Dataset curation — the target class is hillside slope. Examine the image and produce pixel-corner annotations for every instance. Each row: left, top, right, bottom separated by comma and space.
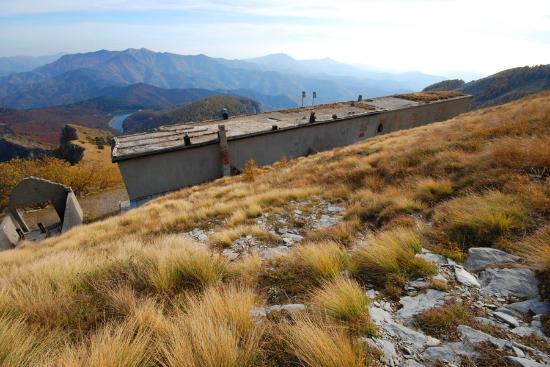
423, 65, 550, 109
0, 93, 548, 366
123, 95, 262, 133
458, 65, 550, 108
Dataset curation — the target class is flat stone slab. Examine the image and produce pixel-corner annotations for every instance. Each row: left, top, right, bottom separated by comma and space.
507, 357, 547, 367
508, 298, 550, 316
382, 322, 440, 349
493, 311, 520, 327
454, 266, 481, 287
370, 306, 394, 325
464, 247, 520, 271
510, 326, 545, 338
423, 342, 474, 365
397, 289, 449, 321
457, 325, 507, 348
479, 268, 539, 299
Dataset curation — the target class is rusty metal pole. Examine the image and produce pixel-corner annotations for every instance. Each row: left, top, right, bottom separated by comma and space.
218, 125, 231, 177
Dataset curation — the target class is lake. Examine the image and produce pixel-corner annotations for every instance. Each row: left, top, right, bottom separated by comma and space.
109, 113, 131, 133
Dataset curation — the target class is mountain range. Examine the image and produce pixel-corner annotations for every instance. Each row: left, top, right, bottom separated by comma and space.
0, 48, 444, 109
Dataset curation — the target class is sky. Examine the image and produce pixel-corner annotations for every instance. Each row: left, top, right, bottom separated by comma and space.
0, 0, 549, 78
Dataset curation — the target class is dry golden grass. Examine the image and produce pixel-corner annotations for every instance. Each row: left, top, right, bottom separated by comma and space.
281, 316, 371, 367
303, 218, 361, 247
351, 227, 437, 292
519, 226, 550, 299
394, 91, 464, 101
259, 241, 349, 303
415, 177, 454, 204
209, 224, 279, 247
311, 276, 376, 335
0, 93, 548, 364
432, 191, 530, 249
161, 286, 263, 367
57, 322, 153, 367
414, 301, 472, 341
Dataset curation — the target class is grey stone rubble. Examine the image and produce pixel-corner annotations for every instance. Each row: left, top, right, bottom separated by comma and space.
362, 248, 549, 366
189, 200, 548, 366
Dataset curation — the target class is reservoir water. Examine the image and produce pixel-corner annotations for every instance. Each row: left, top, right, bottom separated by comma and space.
109, 113, 131, 134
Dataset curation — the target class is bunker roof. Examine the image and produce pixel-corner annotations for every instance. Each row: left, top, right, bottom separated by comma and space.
112, 93, 467, 162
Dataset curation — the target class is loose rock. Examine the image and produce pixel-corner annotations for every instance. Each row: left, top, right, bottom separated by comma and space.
397, 289, 448, 321
493, 311, 520, 327
454, 266, 481, 287
479, 268, 539, 299
457, 325, 507, 348
507, 356, 547, 367
464, 247, 520, 272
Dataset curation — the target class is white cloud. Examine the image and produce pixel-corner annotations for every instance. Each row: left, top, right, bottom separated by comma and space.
0, 0, 548, 75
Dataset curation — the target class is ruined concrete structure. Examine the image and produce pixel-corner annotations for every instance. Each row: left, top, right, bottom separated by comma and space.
113, 94, 472, 206
0, 177, 84, 250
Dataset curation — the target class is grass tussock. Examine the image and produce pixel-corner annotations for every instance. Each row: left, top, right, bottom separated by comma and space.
161, 286, 263, 367
143, 236, 228, 291
303, 218, 361, 247
57, 322, 153, 367
414, 301, 471, 340
259, 241, 348, 303
0, 315, 59, 366
432, 191, 530, 249
345, 188, 426, 227
351, 227, 436, 296
519, 226, 550, 299
281, 316, 372, 367
415, 177, 454, 203
311, 276, 376, 335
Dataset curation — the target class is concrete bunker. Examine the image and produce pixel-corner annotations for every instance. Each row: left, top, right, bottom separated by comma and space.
113, 93, 473, 206
0, 177, 83, 250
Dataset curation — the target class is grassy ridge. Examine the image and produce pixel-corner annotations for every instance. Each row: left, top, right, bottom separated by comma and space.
0, 92, 548, 365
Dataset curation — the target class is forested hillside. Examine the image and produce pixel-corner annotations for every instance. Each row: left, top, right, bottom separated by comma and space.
123, 96, 262, 133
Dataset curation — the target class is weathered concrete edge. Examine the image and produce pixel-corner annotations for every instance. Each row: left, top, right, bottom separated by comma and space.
112, 95, 473, 163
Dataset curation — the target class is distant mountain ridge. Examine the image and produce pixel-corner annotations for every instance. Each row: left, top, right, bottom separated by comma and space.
0, 48, 437, 109
0, 54, 63, 77
244, 53, 445, 90
422, 65, 550, 109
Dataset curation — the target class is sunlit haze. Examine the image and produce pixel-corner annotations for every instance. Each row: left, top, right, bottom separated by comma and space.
1, 0, 549, 77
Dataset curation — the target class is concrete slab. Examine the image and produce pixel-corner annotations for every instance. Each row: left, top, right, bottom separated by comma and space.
0, 215, 18, 250
61, 192, 84, 233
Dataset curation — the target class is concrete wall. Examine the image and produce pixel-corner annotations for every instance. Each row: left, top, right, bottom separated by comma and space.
0, 216, 18, 250
61, 192, 84, 233
119, 96, 471, 203
118, 143, 221, 201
